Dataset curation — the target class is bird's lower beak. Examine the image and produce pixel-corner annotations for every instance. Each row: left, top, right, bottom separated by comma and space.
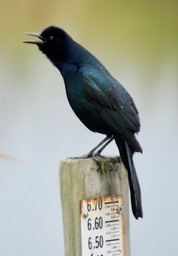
23, 32, 45, 45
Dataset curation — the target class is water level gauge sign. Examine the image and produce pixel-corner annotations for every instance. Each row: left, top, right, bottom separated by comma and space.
80, 195, 124, 256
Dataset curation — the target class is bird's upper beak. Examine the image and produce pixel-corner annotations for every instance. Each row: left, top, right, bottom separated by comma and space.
23, 32, 46, 45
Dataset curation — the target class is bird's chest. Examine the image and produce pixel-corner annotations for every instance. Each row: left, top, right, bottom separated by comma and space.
64, 74, 105, 133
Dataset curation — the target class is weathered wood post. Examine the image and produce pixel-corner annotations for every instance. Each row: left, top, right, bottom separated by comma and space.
60, 156, 130, 256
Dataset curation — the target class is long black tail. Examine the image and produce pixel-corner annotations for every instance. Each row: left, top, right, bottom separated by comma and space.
115, 136, 143, 219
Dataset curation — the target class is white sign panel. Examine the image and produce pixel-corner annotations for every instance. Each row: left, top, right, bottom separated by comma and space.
80, 195, 124, 256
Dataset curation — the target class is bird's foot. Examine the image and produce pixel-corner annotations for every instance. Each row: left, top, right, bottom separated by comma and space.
67, 151, 94, 160
67, 151, 105, 161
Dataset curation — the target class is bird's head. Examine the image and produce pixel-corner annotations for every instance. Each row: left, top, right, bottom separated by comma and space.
24, 26, 71, 61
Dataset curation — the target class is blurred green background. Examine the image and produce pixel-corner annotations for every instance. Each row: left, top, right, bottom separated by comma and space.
0, 1, 178, 256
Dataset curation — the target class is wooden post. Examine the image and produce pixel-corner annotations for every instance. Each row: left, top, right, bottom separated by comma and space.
60, 156, 130, 256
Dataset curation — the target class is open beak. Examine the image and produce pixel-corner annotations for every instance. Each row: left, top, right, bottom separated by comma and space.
23, 32, 45, 45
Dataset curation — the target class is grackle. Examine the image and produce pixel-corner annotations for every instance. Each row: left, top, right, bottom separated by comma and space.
24, 26, 143, 219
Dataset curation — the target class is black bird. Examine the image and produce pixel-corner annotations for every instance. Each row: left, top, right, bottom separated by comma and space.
24, 26, 143, 219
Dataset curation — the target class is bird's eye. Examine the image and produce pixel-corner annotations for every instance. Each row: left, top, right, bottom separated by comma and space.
49, 35, 54, 41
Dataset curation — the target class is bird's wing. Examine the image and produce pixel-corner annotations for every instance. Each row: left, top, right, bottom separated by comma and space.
80, 65, 141, 135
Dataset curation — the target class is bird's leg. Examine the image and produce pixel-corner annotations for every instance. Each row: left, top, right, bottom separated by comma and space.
68, 136, 113, 159
93, 135, 114, 156
83, 135, 112, 158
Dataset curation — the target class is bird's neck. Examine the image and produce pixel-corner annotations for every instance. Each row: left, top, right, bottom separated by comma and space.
52, 59, 78, 79
52, 46, 85, 78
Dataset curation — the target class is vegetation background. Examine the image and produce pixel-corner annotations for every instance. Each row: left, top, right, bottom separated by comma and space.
0, 1, 177, 255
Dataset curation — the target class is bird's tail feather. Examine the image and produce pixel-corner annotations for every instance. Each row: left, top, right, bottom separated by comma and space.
115, 136, 143, 219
